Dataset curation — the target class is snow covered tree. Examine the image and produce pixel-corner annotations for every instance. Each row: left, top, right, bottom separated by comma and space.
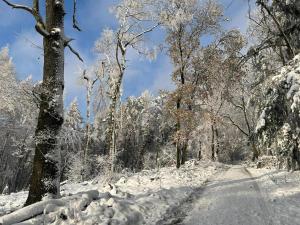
0, 46, 18, 114
95, 0, 160, 172
249, 0, 300, 64
60, 98, 83, 181
256, 54, 300, 170
0, 46, 38, 193
1, 0, 83, 205
163, 0, 223, 168
78, 69, 99, 179
247, 0, 300, 166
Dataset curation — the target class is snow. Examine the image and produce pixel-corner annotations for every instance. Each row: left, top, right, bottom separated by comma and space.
183, 166, 274, 225
0, 160, 224, 225
176, 166, 300, 225
50, 28, 61, 35
0, 191, 27, 217
248, 168, 300, 225
272, 54, 300, 113
255, 108, 266, 132
2, 161, 300, 225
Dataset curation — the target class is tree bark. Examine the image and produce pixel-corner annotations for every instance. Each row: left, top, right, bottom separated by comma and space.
82, 79, 92, 180
25, 0, 65, 206
181, 142, 188, 165
198, 141, 202, 160
215, 125, 219, 161
176, 98, 181, 169
107, 70, 124, 172
211, 123, 215, 161
176, 142, 181, 169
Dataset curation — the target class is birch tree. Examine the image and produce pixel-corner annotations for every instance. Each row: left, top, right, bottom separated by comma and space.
1, 0, 83, 205
78, 69, 99, 179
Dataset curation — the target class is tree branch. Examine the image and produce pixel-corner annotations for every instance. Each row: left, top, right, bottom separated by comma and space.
66, 44, 83, 62
125, 23, 160, 47
2, 0, 48, 37
1, 0, 32, 13
223, 115, 249, 137
256, 0, 295, 57
73, 0, 81, 31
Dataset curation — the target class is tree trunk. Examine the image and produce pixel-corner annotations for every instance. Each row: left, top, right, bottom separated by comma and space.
249, 133, 259, 161
107, 70, 124, 172
214, 125, 219, 161
176, 98, 181, 169
176, 142, 181, 169
198, 141, 202, 160
181, 142, 188, 165
82, 82, 92, 180
211, 123, 215, 161
25, 0, 65, 206
251, 141, 259, 161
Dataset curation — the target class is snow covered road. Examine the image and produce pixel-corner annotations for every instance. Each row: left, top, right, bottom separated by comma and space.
181, 166, 274, 225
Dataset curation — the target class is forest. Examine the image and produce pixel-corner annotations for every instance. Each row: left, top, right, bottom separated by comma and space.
0, 0, 300, 224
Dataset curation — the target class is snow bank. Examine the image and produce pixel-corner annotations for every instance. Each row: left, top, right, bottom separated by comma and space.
0, 199, 65, 225
0, 160, 224, 225
256, 156, 280, 169
0, 191, 27, 217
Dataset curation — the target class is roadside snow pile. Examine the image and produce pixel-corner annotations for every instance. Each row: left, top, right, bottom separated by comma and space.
256, 156, 279, 169
248, 168, 300, 225
0, 160, 225, 225
0, 191, 27, 217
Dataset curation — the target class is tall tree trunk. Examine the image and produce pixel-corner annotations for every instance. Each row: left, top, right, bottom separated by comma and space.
25, 0, 65, 206
176, 143, 181, 169
176, 59, 186, 168
107, 42, 126, 172
214, 125, 219, 161
176, 98, 181, 169
251, 140, 259, 161
211, 123, 215, 161
198, 141, 202, 160
181, 142, 188, 165
82, 81, 92, 180
108, 70, 124, 172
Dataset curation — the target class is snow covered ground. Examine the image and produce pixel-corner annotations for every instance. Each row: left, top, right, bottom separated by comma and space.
0, 160, 225, 225
1, 161, 300, 225
248, 167, 300, 225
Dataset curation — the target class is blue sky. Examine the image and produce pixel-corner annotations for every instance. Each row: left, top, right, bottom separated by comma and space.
0, 0, 252, 115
